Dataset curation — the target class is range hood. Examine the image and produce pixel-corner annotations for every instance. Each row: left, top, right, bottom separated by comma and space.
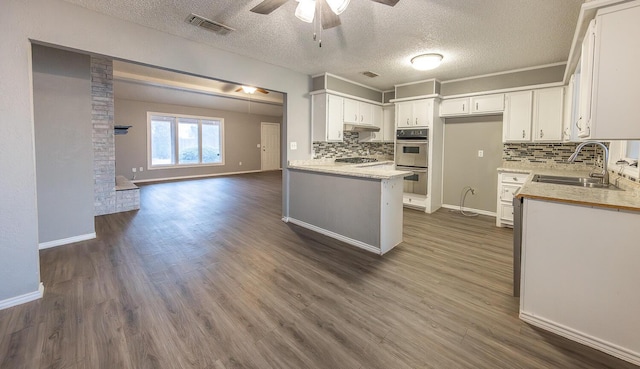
343, 123, 380, 132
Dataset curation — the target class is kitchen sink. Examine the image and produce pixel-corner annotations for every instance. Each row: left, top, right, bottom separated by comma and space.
531, 174, 623, 190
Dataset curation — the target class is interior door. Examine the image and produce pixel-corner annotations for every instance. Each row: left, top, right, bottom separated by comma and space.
261, 122, 281, 171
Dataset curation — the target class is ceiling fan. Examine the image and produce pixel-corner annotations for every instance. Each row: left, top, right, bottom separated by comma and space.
250, 0, 400, 30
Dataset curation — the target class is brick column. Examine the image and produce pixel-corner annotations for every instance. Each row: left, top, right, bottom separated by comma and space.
91, 56, 116, 216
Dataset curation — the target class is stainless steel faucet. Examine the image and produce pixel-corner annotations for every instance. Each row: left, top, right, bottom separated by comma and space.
568, 141, 609, 185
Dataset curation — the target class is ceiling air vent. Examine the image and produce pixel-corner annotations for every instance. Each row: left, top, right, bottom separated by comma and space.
186, 13, 235, 35
361, 71, 379, 78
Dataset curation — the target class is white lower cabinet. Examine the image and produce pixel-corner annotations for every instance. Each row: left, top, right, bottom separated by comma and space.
496, 171, 529, 227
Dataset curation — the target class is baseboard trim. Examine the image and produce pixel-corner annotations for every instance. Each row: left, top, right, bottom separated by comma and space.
285, 217, 382, 255
132, 169, 274, 184
39, 232, 96, 250
0, 282, 44, 310
520, 312, 640, 366
441, 204, 496, 217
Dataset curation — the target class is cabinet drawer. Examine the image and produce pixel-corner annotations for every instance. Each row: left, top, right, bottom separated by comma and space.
500, 184, 521, 201
500, 204, 515, 221
501, 172, 528, 184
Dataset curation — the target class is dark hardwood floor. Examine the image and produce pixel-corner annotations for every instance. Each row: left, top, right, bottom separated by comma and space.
0, 171, 636, 369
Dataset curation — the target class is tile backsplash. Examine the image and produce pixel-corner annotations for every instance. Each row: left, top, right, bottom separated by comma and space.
313, 132, 394, 159
503, 143, 606, 166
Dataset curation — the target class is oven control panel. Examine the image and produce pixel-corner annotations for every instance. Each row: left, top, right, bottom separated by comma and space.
396, 129, 428, 139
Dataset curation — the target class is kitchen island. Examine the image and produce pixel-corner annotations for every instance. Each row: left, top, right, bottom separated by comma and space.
287, 160, 410, 255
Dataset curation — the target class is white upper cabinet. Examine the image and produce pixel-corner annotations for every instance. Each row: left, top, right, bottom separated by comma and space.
439, 94, 504, 117
504, 91, 533, 142
504, 88, 564, 143
577, 19, 596, 139
440, 98, 470, 116
471, 94, 505, 114
358, 105, 384, 143
586, 2, 640, 139
312, 93, 344, 142
532, 87, 564, 142
397, 99, 433, 128
382, 106, 395, 142
344, 98, 373, 125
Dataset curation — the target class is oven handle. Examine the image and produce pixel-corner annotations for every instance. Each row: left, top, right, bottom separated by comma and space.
396, 166, 428, 173
396, 139, 429, 144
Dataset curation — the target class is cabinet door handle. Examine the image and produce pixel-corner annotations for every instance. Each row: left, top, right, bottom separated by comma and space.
576, 117, 582, 130
415, 118, 418, 125
540, 129, 544, 138
476, 102, 479, 110
522, 130, 525, 138
406, 118, 410, 125
360, 115, 363, 122
462, 103, 465, 112
513, 177, 518, 181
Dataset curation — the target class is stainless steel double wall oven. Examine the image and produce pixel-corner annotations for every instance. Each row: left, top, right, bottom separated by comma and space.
395, 129, 429, 196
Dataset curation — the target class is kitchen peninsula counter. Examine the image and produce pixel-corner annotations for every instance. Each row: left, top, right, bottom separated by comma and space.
286, 160, 410, 255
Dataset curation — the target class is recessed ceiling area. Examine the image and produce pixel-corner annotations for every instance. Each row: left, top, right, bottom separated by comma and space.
65, 0, 584, 90
113, 60, 284, 117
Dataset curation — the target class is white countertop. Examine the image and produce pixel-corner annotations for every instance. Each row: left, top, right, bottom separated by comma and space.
499, 165, 640, 212
288, 160, 412, 180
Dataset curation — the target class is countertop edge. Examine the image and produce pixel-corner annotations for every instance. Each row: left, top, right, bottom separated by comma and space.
288, 164, 411, 180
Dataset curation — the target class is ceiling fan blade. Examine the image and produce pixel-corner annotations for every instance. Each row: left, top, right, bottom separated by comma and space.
256, 88, 269, 94
318, 0, 341, 30
250, 0, 289, 15
234, 87, 242, 92
369, 0, 399, 6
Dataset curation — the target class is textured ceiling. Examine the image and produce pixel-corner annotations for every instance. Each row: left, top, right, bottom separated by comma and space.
66, 0, 584, 90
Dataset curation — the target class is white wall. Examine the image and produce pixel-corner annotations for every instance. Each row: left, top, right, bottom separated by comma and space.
0, 0, 311, 303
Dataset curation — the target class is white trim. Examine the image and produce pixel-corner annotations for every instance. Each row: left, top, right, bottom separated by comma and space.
441, 62, 567, 84
0, 283, 44, 310
394, 78, 441, 88
285, 217, 382, 255
382, 89, 394, 93
131, 169, 267, 184
39, 232, 96, 250
440, 82, 565, 100
390, 94, 441, 103
520, 311, 640, 366
309, 89, 384, 105
441, 204, 496, 217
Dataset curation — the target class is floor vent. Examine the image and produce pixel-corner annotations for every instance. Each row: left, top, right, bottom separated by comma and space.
186, 14, 235, 35
361, 71, 379, 78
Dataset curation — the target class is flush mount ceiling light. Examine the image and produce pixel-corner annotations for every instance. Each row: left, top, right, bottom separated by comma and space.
411, 53, 444, 71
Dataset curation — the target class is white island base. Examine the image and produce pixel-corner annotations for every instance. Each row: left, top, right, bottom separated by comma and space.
286, 168, 405, 255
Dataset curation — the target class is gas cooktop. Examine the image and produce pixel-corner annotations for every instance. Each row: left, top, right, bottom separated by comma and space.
334, 157, 379, 164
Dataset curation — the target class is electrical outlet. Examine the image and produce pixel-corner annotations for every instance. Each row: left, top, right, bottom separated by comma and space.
478, 150, 484, 158
132, 168, 136, 173
239, 161, 242, 166
256, 144, 261, 148
290, 142, 297, 150
139, 167, 144, 172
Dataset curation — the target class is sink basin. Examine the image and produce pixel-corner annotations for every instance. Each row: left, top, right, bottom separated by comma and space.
532, 174, 622, 190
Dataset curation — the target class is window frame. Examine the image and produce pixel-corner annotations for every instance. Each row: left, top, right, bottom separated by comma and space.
147, 112, 225, 170
608, 140, 640, 180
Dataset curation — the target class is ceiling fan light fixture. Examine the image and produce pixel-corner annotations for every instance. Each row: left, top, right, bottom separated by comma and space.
326, 0, 350, 15
411, 53, 444, 71
295, 0, 316, 23
241, 86, 258, 94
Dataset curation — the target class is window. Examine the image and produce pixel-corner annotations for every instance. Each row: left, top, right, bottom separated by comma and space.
148, 113, 223, 168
